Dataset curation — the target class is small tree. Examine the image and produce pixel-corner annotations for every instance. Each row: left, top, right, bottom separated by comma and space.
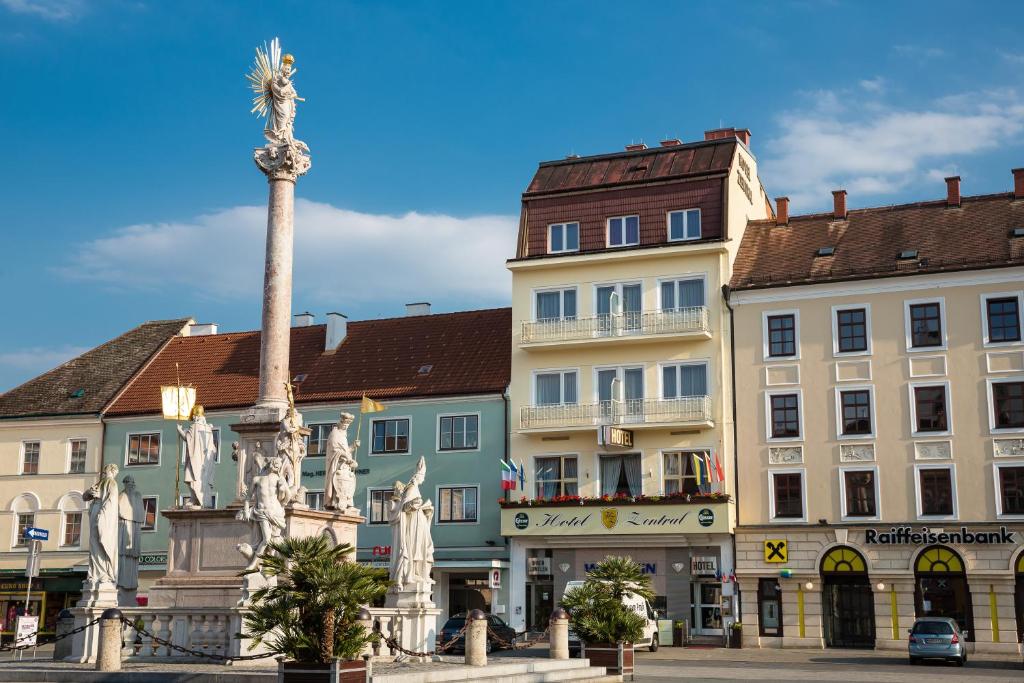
240, 535, 390, 663
559, 555, 655, 645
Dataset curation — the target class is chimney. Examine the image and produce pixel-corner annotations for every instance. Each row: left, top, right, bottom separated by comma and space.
1013, 168, 1024, 199
293, 312, 314, 327
405, 302, 431, 317
625, 143, 647, 151
832, 190, 848, 220
704, 127, 751, 146
945, 176, 961, 207
187, 323, 218, 336
776, 197, 790, 226
325, 312, 347, 352
660, 138, 682, 147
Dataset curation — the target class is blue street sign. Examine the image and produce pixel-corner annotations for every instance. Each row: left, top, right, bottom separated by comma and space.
23, 528, 48, 541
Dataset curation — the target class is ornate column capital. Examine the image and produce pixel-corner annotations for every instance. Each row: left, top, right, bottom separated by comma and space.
254, 138, 312, 182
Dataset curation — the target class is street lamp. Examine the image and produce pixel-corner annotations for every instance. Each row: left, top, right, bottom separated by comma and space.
161, 363, 196, 508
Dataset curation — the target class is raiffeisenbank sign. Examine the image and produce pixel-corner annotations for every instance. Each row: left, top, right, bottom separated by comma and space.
499, 502, 731, 536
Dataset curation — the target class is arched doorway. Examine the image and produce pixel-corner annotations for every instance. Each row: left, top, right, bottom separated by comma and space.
914, 545, 973, 639
1014, 552, 1024, 644
820, 546, 875, 648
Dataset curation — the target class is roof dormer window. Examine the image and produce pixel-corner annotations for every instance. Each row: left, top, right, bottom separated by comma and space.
816, 246, 835, 257
548, 222, 579, 254
608, 215, 640, 247
898, 250, 919, 260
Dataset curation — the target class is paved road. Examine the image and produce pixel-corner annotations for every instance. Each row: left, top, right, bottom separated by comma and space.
632, 647, 1024, 682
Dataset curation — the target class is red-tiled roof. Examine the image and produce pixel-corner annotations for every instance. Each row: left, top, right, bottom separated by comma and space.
731, 193, 1024, 290
0, 319, 190, 419
524, 139, 737, 197
105, 308, 512, 417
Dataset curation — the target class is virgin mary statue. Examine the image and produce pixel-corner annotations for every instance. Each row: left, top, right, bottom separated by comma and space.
388, 457, 435, 592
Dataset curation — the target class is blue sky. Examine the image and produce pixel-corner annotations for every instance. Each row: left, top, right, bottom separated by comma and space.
2, 0, 1024, 391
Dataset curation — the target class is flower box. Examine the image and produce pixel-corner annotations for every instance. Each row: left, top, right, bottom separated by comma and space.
583, 642, 634, 679
500, 492, 729, 508
278, 659, 368, 683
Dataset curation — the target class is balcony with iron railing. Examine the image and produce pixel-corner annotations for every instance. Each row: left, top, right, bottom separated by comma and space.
520, 307, 711, 350
519, 395, 714, 432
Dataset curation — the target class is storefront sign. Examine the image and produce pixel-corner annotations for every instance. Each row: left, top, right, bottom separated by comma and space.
527, 557, 551, 575
488, 569, 501, 589
140, 553, 168, 567
865, 526, 1017, 545
691, 556, 717, 576
764, 539, 788, 563
500, 503, 729, 536
598, 426, 634, 448
587, 562, 656, 575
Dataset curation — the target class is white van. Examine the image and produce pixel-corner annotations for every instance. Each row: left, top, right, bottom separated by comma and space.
562, 580, 660, 655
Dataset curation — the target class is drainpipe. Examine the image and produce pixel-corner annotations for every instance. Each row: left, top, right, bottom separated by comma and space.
503, 386, 511, 505
721, 284, 741, 624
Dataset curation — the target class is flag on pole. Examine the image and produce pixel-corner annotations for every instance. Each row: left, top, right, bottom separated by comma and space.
704, 452, 715, 483
501, 460, 515, 491
361, 395, 386, 413
714, 452, 725, 482
692, 452, 703, 486
519, 460, 526, 491
509, 461, 519, 490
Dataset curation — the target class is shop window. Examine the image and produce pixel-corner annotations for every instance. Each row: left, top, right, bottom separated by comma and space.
599, 453, 641, 497
534, 455, 577, 498
757, 578, 783, 637
820, 547, 874, 648
371, 418, 409, 454
306, 423, 334, 456
915, 545, 974, 639
367, 488, 393, 525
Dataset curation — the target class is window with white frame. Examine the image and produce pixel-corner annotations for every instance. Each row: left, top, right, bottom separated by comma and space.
535, 288, 577, 321
662, 363, 708, 398
126, 432, 161, 466
607, 215, 640, 247
306, 423, 334, 457
21, 442, 39, 475
438, 486, 478, 523
548, 222, 580, 253
141, 497, 159, 531
14, 513, 34, 547
767, 392, 801, 440
211, 428, 221, 464
596, 366, 644, 420
906, 299, 945, 349
916, 465, 956, 518
840, 468, 878, 519
305, 491, 324, 510
63, 511, 83, 546
663, 450, 705, 495
982, 293, 1023, 345
367, 488, 393, 524
996, 464, 1024, 516
911, 382, 951, 434
371, 418, 410, 454
836, 387, 874, 438
534, 455, 578, 498
659, 277, 705, 311
770, 470, 805, 520
990, 379, 1024, 431
534, 370, 578, 405
667, 209, 701, 241
596, 282, 642, 331
439, 414, 479, 451
765, 312, 798, 359
68, 439, 87, 474
833, 305, 871, 354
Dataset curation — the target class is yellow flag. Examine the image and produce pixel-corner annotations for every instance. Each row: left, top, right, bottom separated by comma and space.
361, 395, 385, 413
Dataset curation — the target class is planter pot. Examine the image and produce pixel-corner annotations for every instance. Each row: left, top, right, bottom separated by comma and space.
278, 659, 368, 683
583, 642, 634, 679
728, 629, 742, 649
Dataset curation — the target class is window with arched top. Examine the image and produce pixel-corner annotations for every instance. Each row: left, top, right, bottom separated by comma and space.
915, 545, 965, 574
57, 493, 86, 548
10, 493, 40, 548
1015, 551, 1024, 575
820, 546, 868, 574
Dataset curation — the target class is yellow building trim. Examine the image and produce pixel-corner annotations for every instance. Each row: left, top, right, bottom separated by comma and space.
797, 585, 805, 638
821, 546, 866, 573
890, 585, 899, 640
989, 584, 999, 643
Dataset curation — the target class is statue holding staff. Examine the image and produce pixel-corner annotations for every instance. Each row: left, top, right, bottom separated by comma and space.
177, 405, 217, 508
84, 464, 120, 587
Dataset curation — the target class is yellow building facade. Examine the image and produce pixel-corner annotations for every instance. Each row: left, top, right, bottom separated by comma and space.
504, 130, 770, 638
729, 177, 1024, 654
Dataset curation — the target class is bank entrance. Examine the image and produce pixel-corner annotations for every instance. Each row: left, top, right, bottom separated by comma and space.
820, 546, 875, 649
914, 545, 974, 639
1015, 552, 1024, 643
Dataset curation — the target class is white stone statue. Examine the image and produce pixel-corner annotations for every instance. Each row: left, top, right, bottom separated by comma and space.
117, 475, 146, 593
233, 440, 267, 501
388, 457, 435, 593
84, 464, 119, 588
177, 405, 217, 508
325, 412, 360, 512
248, 38, 311, 180
274, 383, 307, 503
236, 456, 289, 572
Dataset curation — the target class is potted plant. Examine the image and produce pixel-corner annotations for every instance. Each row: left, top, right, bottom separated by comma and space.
728, 622, 743, 649
239, 535, 390, 683
560, 556, 654, 679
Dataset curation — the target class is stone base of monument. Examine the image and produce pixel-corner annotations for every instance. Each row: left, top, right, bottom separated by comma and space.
380, 589, 440, 662
148, 506, 363, 608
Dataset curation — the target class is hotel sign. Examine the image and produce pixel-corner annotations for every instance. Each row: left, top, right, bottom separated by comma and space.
501, 503, 729, 536
865, 526, 1017, 545
598, 426, 634, 448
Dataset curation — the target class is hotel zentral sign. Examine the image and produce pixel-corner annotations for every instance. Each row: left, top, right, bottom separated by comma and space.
500, 503, 729, 536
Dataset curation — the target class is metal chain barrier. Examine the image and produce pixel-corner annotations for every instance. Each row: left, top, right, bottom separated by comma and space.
381, 622, 469, 658
120, 616, 278, 662
486, 624, 549, 650
0, 617, 101, 653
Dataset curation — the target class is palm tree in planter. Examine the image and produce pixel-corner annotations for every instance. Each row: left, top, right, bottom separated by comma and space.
239, 535, 390, 683
560, 556, 654, 677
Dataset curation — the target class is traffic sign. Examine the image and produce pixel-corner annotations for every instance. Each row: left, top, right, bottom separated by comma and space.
23, 528, 48, 542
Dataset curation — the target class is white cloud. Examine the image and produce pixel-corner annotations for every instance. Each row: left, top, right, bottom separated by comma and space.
58, 199, 517, 312
0, 345, 89, 381
761, 86, 1024, 211
1000, 51, 1024, 65
859, 77, 886, 94
0, 0, 84, 21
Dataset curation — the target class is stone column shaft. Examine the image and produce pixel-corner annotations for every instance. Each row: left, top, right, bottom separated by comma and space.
257, 177, 295, 411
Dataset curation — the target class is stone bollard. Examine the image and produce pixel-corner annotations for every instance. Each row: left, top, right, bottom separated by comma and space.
96, 608, 122, 672
464, 609, 488, 666
549, 607, 569, 660
357, 607, 374, 658
53, 609, 75, 661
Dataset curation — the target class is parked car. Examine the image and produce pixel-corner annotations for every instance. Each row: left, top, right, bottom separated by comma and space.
438, 613, 518, 654
563, 579, 660, 657
908, 617, 967, 666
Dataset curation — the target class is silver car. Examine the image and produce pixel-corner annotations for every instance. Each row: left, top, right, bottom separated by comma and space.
908, 617, 967, 666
